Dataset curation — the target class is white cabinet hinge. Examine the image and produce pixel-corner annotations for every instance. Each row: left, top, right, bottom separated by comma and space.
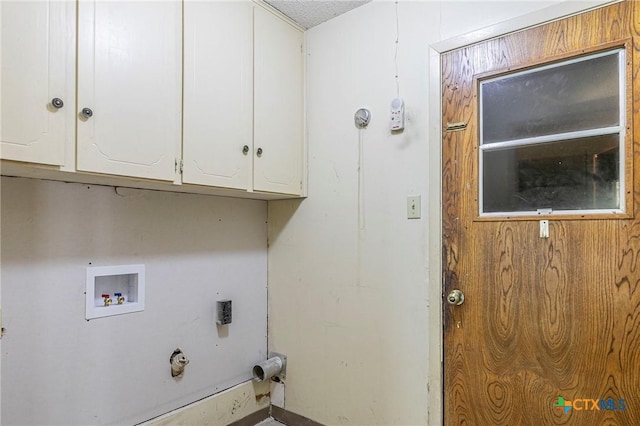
175, 159, 183, 174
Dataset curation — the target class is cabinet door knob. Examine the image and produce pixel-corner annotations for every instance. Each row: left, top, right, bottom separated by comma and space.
256, 147, 263, 157
242, 145, 250, 155
51, 98, 64, 109
80, 107, 93, 119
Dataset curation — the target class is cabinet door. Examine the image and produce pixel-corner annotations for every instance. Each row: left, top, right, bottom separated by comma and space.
77, 1, 181, 181
0, 1, 73, 166
183, 1, 253, 190
254, 7, 304, 195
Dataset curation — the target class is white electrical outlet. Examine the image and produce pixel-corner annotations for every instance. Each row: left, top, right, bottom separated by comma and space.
407, 195, 421, 219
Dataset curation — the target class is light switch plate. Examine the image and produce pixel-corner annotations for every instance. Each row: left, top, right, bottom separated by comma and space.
407, 195, 421, 219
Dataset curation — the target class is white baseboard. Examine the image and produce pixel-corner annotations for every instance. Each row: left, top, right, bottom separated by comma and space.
140, 380, 270, 426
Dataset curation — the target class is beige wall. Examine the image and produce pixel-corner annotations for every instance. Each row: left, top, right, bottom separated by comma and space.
267, 1, 611, 425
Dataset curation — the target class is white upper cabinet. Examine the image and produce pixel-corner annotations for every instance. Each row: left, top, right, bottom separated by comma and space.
183, 0, 253, 190
184, 3, 305, 196
254, 6, 304, 195
77, 0, 181, 182
0, 1, 74, 166
1, 1, 304, 199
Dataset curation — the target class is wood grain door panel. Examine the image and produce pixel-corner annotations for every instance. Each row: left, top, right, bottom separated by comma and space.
443, 2, 640, 424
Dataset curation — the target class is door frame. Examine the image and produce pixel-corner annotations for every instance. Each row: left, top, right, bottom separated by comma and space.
427, 1, 620, 423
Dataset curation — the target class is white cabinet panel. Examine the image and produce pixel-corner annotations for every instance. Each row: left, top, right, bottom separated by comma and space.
254, 7, 304, 195
183, 0, 253, 190
2, 1, 304, 199
77, 0, 181, 181
0, 1, 73, 166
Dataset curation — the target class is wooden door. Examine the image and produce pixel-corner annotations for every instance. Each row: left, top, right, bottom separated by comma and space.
253, 6, 304, 196
77, 0, 181, 181
0, 0, 73, 166
183, 0, 253, 190
443, 2, 640, 424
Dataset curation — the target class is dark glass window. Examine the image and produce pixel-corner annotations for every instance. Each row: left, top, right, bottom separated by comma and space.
479, 49, 625, 215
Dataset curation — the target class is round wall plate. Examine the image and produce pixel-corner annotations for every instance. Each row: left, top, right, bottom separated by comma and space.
354, 108, 371, 128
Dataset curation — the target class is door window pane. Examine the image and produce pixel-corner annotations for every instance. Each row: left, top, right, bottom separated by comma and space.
479, 48, 625, 216
481, 51, 620, 144
483, 135, 620, 213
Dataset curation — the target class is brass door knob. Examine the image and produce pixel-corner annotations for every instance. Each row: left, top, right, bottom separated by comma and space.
447, 289, 464, 306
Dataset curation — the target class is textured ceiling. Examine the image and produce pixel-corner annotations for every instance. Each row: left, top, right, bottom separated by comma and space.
264, 0, 371, 29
